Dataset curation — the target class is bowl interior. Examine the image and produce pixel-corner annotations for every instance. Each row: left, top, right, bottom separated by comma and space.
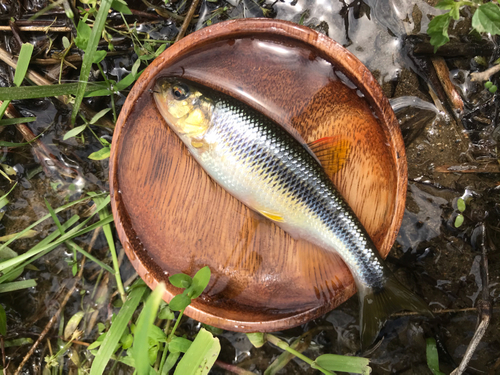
110, 19, 406, 332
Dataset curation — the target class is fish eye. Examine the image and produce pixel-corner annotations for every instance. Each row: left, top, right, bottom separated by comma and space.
172, 84, 190, 100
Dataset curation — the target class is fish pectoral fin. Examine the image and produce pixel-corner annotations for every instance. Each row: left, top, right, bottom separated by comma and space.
256, 208, 285, 222
359, 277, 433, 350
307, 136, 351, 175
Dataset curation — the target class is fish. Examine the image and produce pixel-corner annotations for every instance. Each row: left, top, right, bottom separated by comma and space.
153, 77, 431, 348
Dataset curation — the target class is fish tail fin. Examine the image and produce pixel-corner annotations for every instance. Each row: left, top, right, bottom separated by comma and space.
359, 276, 433, 349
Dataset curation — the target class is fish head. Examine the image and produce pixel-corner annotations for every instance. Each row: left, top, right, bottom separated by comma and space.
153, 77, 214, 138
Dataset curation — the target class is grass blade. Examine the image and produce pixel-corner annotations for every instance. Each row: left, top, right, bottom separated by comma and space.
0, 214, 113, 273
45, 198, 65, 235
173, 328, 220, 375
13, 44, 34, 87
0, 117, 36, 126
90, 192, 126, 300
72, 0, 113, 123
0, 193, 105, 254
0, 83, 108, 101
90, 284, 147, 375
133, 283, 166, 375
0, 279, 37, 293
0, 195, 110, 271
0, 43, 34, 119
0, 215, 80, 283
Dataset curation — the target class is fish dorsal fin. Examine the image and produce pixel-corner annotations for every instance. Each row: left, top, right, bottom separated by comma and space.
307, 136, 351, 176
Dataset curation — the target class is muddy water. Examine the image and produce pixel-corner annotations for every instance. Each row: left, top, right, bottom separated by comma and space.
1, 0, 499, 374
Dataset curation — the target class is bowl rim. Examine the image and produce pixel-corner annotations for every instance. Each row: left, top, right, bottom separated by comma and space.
109, 18, 407, 332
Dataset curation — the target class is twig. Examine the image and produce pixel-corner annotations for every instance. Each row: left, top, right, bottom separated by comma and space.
175, 0, 202, 42
450, 224, 491, 375
13, 280, 78, 374
470, 64, 500, 82
214, 361, 256, 375
434, 162, 500, 173
431, 57, 464, 116
391, 306, 499, 317
4, 104, 82, 180
0, 26, 72, 32
413, 42, 495, 57
13, 226, 101, 374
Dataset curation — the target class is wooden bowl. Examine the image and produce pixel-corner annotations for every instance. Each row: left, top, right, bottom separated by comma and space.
109, 19, 406, 332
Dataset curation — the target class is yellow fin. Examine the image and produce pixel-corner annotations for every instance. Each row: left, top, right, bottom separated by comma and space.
256, 208, 285, 222
307, 136, 351, 175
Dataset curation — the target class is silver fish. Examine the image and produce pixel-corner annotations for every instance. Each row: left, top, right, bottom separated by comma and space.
153, 77, 431, 348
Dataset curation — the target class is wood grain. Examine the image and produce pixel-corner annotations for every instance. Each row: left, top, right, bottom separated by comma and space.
109, 19, 407, 332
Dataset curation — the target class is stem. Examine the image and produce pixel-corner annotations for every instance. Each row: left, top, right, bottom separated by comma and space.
266, 334, 335, 375
167, 310, 184, 342
97, 63, 117, 122
158, 319, 173, 374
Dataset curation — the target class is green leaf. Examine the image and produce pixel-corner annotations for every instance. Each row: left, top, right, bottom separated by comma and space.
90, 108, 112, 124
426, 338, 446, 375
13, 43, 34, 87
62, 36, 71, 50
489, 85, 498, 94
428, 13, 451, 52
133, 283, 166, 375
88, 146, 110, 160
111, 0, 132, 14
148, 324, 167, 343
314, 354, 371, 375
64, 311, 85, 340
0, 304, 6, 335
158, 303, 175, 320
457, 198, 466, 212
45, 198, 64, 235
0, 247, 23, 281
63, 124, 87, 140
93, 50, 107, 64
162, 352, 181, 374
246, 332, 265, 348
201, 324, 223, 336
169, 273, 192, 289
0, 279, 37, 293
121, 333, 133, 349
0, 83, 108, 101
0, 117, 36, 126
114, 71, 138, 91
173, 328, 220, 375
472, 3, 500, 35
131, 59, 141, 77
0, 230, 38, 242
72, 0, 114, 124
169, 336, 192, 353
434, 0, 455, 10
454, 214, 464, 228
169, 293, 191, 311
190, 266, 210, 299
74, 21, 92, 50
89, 284, 147, 375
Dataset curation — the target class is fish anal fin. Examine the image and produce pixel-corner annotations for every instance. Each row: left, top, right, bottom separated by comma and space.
307, 136, 351, 175
256, 208, 285, 223
359, 277, 433, 350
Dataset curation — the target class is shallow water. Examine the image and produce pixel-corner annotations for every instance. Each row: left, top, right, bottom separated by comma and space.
1, 0, 499, 374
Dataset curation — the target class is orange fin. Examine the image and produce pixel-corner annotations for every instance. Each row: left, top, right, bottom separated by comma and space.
256, 208, 285, 222
307, 136, 351, 175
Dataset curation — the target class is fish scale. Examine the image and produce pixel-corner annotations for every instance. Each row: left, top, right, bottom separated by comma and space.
197, 92, 386, 290
154, 77, 432, 348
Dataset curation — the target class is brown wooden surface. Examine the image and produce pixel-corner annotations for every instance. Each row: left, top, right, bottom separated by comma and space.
110, 19, 407, 332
